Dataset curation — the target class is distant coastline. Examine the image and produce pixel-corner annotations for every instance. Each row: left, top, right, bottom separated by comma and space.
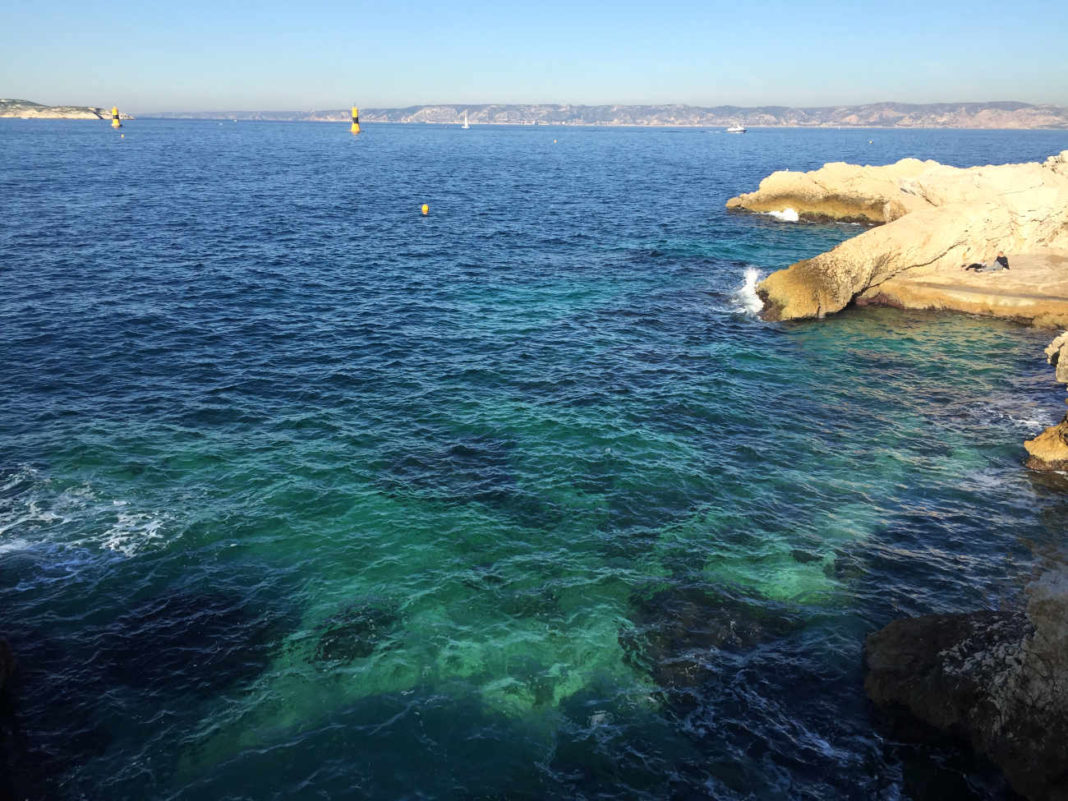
8, 98, 1068, 130
0, 99, 134, 120
147, 101, 1068, 129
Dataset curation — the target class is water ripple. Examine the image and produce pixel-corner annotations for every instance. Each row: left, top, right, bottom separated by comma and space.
2, 121, 1066, 800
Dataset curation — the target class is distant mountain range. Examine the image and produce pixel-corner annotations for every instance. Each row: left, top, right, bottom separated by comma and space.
150, 102, 1068, 129
6, 99, 1068, 128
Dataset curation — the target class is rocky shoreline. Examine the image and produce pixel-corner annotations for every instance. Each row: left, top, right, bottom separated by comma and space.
1026, 333, 1068, 472
864, 575, 1068, 801
863, 335, 1068, 801
731, 155, 1068, 799
728, 151, 1068, 327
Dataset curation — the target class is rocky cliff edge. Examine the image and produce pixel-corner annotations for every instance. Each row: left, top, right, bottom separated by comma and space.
728, 152, 1068, 324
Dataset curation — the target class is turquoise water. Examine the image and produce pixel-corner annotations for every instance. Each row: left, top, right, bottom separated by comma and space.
2, 121, 1068, 800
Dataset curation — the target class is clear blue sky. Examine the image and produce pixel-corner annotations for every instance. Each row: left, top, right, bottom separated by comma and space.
2, 0, 1066, 112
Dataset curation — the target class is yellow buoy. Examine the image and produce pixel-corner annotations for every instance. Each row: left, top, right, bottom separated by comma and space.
421, 203, 429, 216
111, 106, 122, 129
120, 134, 124, 139
351, 105, 360, 134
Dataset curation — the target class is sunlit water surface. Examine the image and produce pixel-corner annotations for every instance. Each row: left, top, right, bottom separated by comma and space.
2, 121, 1068, 800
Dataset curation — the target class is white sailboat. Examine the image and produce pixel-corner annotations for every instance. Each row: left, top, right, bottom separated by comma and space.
462, 111, 470, 129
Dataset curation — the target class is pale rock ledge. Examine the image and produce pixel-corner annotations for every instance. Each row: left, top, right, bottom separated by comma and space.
728, 152, 1068, 325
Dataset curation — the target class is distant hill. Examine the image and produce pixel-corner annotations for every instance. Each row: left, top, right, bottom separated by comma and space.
151, 101, 1068, 129
0, 99, 133, 120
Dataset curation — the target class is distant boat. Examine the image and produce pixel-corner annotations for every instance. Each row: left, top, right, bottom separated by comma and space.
462, 111, 470, 129
726, 123, 747, 134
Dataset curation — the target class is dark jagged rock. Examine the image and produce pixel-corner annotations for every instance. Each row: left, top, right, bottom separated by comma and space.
864, 582, 1068, 801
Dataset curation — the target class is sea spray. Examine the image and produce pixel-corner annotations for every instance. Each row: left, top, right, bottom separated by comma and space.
735, 267, 764, 315
765, 208, 800, 222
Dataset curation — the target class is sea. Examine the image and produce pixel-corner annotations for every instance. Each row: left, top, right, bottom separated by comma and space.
2, 120, 1068, 800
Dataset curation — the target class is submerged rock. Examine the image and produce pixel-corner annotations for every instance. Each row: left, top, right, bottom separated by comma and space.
313, 602, 399, 664
727, 152, 1068, 324
620, 586, 801, 693
864, 574, 1068, 801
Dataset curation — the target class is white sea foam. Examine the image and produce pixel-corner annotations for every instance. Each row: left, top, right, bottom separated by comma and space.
0, 538, 31, 554
733, 267, 765, 316
99, 511, 168, 557
1009, 416, 1054, 432
0, 464, 170, 558
0, 503, 62, 537
0, 466, 34, 495
993, 401, 1056, 433
764, 208, 799, 223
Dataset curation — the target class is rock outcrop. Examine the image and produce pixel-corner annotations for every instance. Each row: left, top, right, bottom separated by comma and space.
865, 573, 1068, 800
1025, 332, 1068, 471
729, 152, 1068, 324
726, 158, 938, 223
1026, 416, 1068, 471
1045, 333, 1068, 384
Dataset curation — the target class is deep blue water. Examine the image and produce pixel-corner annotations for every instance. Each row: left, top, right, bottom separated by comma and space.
2, 120, 1068, 800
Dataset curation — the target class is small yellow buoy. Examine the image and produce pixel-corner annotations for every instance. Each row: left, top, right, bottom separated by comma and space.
421, 203, 429, 216
120, 134, 124, 139
351, 105, 361, 135
111, 106, 122, 129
